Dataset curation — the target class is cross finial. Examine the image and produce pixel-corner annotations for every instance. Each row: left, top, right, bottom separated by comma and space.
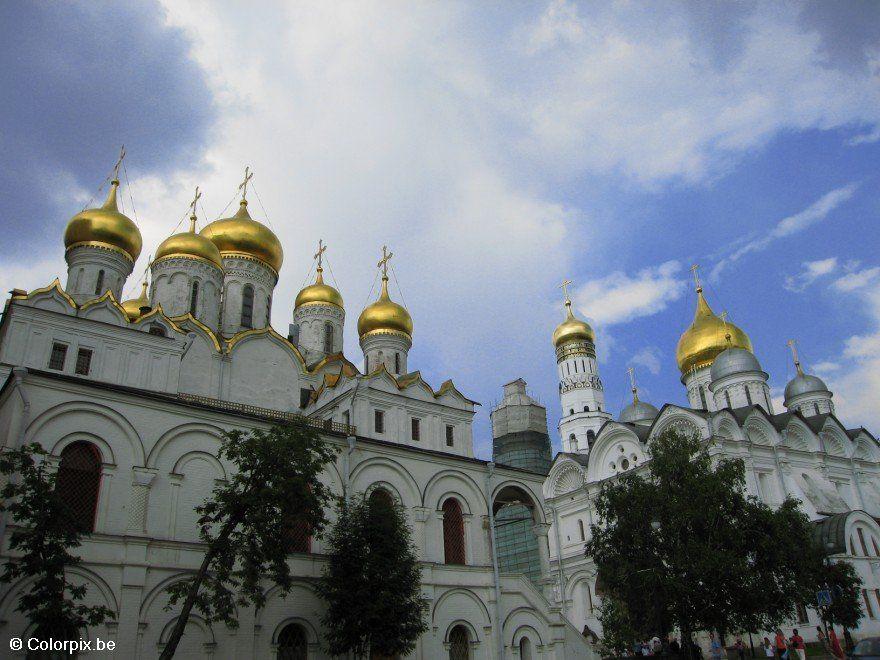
627, 366, 638, 401
559, 278, 572, 303
787, 338, 803, 374
188, 186, 202, 232
377, 245, 393, 278
690, 264, 702, 292
112, 145, 126, 182
238, 166, 254, 202
314, 239, 327, 270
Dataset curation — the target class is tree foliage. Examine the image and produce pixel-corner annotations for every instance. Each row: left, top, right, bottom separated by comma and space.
586, 428, 858, 651
317, 491, 428, 657
0, 443, 114, 640
160, 421, 337, 659
812, 559, 863, 629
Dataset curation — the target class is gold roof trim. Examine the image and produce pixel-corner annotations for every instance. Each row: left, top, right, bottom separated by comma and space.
224, 326, 306, 366
17, 279, 77, 309
79, 289, 129, 318
168, 313, 223, 352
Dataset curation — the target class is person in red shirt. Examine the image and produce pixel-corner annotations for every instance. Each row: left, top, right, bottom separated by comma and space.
774, 629, 787, 660
790, 629, 806, 660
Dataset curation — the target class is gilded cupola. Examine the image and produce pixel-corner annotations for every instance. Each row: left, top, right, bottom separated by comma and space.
552, 299, 594, 348
64, 180, 143, 262
200, 200, 283, 273
357, 275, 412, 339
295, 241, 343, 309
121, 281, 150, 321
154, 214, 223, 269
676, 277, 752, 375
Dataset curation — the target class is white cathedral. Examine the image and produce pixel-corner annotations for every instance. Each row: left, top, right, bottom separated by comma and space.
0, 157, 877, 660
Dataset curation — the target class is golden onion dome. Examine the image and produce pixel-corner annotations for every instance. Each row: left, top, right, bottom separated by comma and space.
64, 180, 143, 262
121, 281, 150, 321
295, 267, 343, 309
199, 200, 283, 272
676, 288, 753, 374
154, 216, 223, 269
552, 300, 595, 348
357, 276, 413, 339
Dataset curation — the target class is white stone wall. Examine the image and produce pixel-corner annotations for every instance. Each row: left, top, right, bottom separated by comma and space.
683, 365, 715, 411
710, 372, 773, 412
291, 303, 344, 362
219, 256, 277, 337
151, 257, 223, 332
65, 245, 134, 304
361, 332, 411, 376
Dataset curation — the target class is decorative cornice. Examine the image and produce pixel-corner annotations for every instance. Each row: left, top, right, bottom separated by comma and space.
66, 241, 134, 263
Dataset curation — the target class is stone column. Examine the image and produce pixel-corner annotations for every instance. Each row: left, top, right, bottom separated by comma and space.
413, 506, 431, 559
533, 522, 555, 600
434, 510, 446, 564
127, 468, 157, 534
462, 512, 474, 565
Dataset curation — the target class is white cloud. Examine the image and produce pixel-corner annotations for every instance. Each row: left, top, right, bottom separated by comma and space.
573, 261, 686, 326
714, 184, 858, 277
783, 257, 838, 292
629, 346, 662, 375
833, 266, 880, 292
811, 361, 840, 376
525, 0, 585, 55
848, 126, 880, 146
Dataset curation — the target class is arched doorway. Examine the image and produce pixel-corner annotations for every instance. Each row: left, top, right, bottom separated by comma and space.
519, 636, 533, 659
277, 622, 308, 659
448, 624, 470, 660
493, 485, 542, 583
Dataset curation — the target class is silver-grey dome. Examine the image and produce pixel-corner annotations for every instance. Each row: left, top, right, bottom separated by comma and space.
710, 347, 763, 381
784, 372, 830, 403
618, 399, 660, 424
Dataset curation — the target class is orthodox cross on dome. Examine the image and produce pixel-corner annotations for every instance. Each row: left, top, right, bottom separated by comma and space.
559, 278, 572, 304
690, 264, 702, 292
627, 366, 638, 401
238, 166, 254, 202
720, 311, 732, 345
112, 145, 126, 182
377, 245, 393, 278
787, 338, 803, 374
188, 186, 202, 231
314, 239, 327, 270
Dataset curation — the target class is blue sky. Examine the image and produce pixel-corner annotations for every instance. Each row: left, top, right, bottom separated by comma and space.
1, 1, 878, 458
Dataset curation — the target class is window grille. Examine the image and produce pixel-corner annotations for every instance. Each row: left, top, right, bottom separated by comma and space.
283, 514, 311, 554
445, 425, 454, 447
56, 442, 101, 533
48, 342, 67, 370
448, 625, 470, 660
375, 410, 385, 434
241, 284, 254, 328
411, 418, 420, 441
277, 623, 308, 660
443, 498, 466, 565
190, 281, 199, 316
369, 488, 394, 512
94, 270, 105, 295
74, 348, 92, 375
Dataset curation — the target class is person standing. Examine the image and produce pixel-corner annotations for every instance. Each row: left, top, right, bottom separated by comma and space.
710, 632, 723, 660
790, 629, 805, 660
774, 629, 787, 660
763, 637, 775, 658
828, 628, 845, 660
734, 636, 746, 660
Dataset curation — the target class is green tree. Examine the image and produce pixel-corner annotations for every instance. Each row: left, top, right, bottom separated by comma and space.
586, 428, 826, 652
317, 490, 428, 658
810, 559, 863, 630
160, 421, 337, 659
0, 443, 115, 642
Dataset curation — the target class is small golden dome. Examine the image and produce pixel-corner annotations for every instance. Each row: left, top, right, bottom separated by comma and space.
121, 281, 150, 321
295, 267, 343, 309
199, 200, 283, 272
154, 216, 223, 269
676, 288, 753, 374
357, 276, 412, 339
552, 300, 594, 348
64, 181, 143, 262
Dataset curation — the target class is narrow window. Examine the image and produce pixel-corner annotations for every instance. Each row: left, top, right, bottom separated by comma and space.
411, 418, 420, 441
587, 430, 596, 445
864, 589, 876, 618
858, 528, 870, 556
323, 322, 334, 353
74, 348, 93, 376
241, 284, 254, 328
266, 296, 271, 326
445, 425, 454, 447
745, 387, 753, 406
796, 602, 808, 624
569, 408, 574, 415
699, 386, 707, 409
814, 402, 820, 415
94, 269, 105, 295
851, 535, 859, 556
449, 625, 470, 660
520, 637, 533, 660
584, 406, 590, 412
283, 510, 311, 554
299, 388, 312, 409
442, 498, 466, 564
56, 442, 102, 533
872, 537, 880, 557
189, 280, 199, 316
574, 360, 578, 373
725, 390, 733, 409
569, 434, 576, 451
342, 410, 350, 427
48, 342, 68, 370
365, 355, 370, 373
578, 519, 585, 541
586, 582, 594, 612
375, 410, 385, 434
394, 352, 400, 374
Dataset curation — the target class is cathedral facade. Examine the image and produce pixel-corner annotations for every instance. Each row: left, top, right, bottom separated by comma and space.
0, 167, 596, 659
536, 279, 880, 642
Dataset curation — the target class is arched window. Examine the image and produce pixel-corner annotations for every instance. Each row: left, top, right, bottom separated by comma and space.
266, 296, 272, 326
276, 623, 308, 660
569, 408, 574, 415
369, 488, 394, 511
94, 270, 105, 295
448, 625, 470, 660
745, 387, 753, 406
443, 498, 466, 565
323, 323, 334, 354
698, 386, 707, 410
241, 284, 254, 328
814, 402, 820, 415
725, 390, 733, 409
569, 433, 576, 451
519, 637, 533, 660
394, 352, 400, 374
56, 442, 102, 533
578, 519, 585, 541
149, 323, 167, 337
586, 430, 596, 445
365, 355, 370, 373
189, 280, 199, 316
583, 406, 589, 412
